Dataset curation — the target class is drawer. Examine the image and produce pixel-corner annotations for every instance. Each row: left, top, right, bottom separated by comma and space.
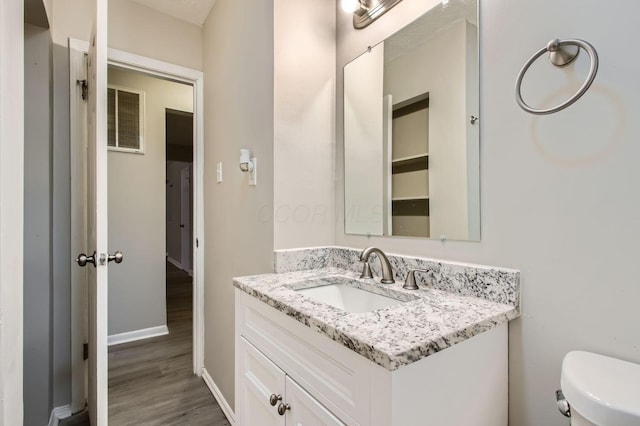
236, 290, 373, 426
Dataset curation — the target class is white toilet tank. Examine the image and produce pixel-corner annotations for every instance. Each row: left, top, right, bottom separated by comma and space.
560, 351, 640, 426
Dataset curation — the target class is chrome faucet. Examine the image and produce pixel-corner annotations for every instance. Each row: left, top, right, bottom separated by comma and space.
359, 247, 395, 284
403, 269, 431, 290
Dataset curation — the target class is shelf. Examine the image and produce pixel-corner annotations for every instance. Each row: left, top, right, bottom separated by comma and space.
391, 196, 429, 201
392, 155, 428, 174
392, 198, 429, 216
392, 153, 428, 163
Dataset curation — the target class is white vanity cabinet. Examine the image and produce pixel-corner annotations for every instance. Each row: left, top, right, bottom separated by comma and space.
237, 336, 344, 425
235, 289, 509, 426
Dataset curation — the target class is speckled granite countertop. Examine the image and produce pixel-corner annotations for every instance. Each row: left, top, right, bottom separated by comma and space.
234, 267, 519, 371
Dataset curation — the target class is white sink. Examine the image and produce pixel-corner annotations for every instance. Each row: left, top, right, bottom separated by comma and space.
295, 279, 405, 313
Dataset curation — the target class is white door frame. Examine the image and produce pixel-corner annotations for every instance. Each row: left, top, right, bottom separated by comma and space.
69, 39, 205, 412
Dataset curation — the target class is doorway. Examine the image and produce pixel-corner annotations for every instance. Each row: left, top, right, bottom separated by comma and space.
104, 65, 215, 422
166, 108, 194, 276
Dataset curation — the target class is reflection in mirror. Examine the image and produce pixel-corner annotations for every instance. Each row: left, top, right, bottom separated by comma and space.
344, 0, 480, 241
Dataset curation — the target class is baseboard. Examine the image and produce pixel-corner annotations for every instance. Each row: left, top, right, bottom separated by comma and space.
202, 367, 235, 426
47, 405, 72, 426
167, 256, 183, 270
108, 325, 169, 346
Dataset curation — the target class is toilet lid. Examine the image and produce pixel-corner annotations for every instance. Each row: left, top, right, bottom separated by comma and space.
561, 351, 640, 426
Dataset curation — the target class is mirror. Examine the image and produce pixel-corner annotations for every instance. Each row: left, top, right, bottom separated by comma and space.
344, 0, 480, 241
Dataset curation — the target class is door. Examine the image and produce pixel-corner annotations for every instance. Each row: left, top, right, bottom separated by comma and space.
285, 376, 345, 426
180, 165, 192, 272
237, 337, 285, 426
237, 337, 345, 426
77, 1, 110, 424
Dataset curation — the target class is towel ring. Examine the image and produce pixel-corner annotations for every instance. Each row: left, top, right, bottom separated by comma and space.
516, 39, 599, 115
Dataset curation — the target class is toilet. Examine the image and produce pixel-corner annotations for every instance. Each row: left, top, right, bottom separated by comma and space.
558, 351, 640, 425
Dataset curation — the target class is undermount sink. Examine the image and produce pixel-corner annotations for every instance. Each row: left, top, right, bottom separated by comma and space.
293, 277, 408, 313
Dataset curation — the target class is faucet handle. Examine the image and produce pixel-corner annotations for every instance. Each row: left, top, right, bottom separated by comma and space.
403, 269, 431, 290
360, 261, 373, 279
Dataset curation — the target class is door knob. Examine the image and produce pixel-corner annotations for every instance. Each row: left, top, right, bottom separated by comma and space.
75, 251, 96, 267
108, 251, 124, 264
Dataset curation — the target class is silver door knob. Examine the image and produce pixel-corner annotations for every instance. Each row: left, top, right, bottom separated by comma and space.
277, 403, 290, 416
108, 251, 123, 264
75, 251, 96, 267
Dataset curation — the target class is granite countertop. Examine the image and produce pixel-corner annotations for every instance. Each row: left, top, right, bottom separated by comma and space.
233, 267, 519, 371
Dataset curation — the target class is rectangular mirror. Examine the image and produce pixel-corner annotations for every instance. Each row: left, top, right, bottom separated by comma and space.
344, 0, 480, 241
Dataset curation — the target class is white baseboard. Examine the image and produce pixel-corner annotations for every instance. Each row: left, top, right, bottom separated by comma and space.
47, 405, 72, 426
202, 367, 235, 425
108, 325, 169, 346
167, 256, 183, 270
168, 256, 194, 278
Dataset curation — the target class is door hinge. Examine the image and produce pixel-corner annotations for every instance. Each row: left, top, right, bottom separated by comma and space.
77, 79, 88, 101
196, 238, 199, 248
83, 343, 89, 360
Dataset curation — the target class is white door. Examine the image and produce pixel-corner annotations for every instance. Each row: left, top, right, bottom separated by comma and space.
237, 337, 285, 426
180, 165, 192, 272
285, 377, 345, 426
75, 1, 111, 424
237, 337, 345, 426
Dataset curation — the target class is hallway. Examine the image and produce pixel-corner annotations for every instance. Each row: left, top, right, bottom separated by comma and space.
106, 262, 229, 425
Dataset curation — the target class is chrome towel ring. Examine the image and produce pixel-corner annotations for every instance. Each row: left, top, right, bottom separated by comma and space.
516, 39, 599, 115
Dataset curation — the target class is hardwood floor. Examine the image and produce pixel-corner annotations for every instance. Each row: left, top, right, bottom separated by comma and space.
62, 262, 230, 425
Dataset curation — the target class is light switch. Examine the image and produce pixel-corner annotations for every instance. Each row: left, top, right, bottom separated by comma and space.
216, 162, 222, 183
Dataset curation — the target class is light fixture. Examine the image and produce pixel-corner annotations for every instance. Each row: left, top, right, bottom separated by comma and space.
239, 149, 257, 186
341, 0, 362, 13
343, 0, 404, 30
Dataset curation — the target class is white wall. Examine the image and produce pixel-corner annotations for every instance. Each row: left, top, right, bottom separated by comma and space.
0, 0, 24, 424
385, 19, 470, 240
273, 0, 336, 249
107, 67, 193, 336
51, 0, 202, 71
23, 23, 52, 426
337, 1, 640, 425
202, 0, 275, 411
202, 0, 338, 411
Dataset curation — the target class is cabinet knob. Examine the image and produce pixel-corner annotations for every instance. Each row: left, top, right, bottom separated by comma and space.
269, 394, 282, 406
277, 403, 291, 415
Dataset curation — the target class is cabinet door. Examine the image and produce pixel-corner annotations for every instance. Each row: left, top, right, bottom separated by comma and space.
237, 337, 285, 426
285, 376, 345, 426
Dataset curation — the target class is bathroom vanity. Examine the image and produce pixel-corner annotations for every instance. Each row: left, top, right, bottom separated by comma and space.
234, 248, 520, 426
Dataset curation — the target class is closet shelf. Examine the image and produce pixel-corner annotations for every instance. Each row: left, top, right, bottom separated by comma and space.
391, 196, 429, 201
392, 153, 428, 163
391, 154, 428, 174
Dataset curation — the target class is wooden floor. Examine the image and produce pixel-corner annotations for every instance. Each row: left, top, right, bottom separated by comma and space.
62, 262, 230, 426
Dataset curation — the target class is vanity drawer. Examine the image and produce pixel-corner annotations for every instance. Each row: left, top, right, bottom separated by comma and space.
236, 290, 375, 426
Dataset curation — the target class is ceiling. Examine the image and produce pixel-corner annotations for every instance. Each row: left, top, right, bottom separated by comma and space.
129, 0, 216, 27
385, 0, 477, 63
